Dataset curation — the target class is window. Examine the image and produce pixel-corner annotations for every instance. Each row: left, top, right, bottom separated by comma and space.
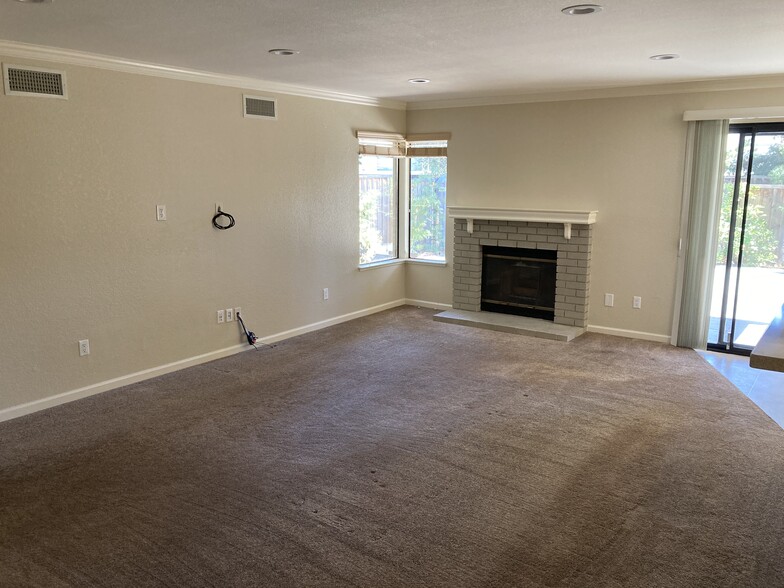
358, 132, 449, 266
359, 155, 398, 264
409, 148, 447, 261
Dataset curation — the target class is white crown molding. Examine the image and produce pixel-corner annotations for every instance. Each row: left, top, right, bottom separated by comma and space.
407, 75, 784, 111
5, 40, 784, 115
0, 40, 406, 110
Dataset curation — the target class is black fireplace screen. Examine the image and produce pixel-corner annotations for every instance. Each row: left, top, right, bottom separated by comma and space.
481, 246, 557, 320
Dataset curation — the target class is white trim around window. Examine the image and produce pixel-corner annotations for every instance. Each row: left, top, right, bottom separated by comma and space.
357, 258, 447, 271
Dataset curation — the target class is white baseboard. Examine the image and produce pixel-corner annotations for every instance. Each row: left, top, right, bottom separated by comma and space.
0, 299, 408, 423
404, 298, 453, 311
587, 324, 671, 344
0, 343, 249, 423
257, 299, 406, 344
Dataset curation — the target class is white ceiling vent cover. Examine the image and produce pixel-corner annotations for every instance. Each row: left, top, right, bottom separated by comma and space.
243, 95, 277, 120
3, 64, 68, 99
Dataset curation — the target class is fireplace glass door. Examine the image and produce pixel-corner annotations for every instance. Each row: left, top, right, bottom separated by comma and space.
481, 246, 557, 320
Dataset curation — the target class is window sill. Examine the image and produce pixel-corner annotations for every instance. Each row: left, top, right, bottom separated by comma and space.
358, 258, 447, 271
406, 258, 447, 267
358, 259, 406, 271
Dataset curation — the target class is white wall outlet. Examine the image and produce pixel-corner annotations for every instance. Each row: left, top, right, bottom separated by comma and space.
323, 288, 329, 300
156, 204, 167, 221
604, 293, 614, 307
225, 307, 234, 322
217, 309, 225, 324
633, 296, 642, 309
79, 339, 90, 356
234, 307, 241, 320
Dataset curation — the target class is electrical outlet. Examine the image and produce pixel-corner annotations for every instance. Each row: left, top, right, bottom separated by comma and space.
604, 293, 614, 307
323, 288, 329, 300
156, 204, 167, 221
633, 296, 642, 309
234, 307, 241, 319
217, 309, 225, 324
226, 308, 234, 322
79, 339, 90, 357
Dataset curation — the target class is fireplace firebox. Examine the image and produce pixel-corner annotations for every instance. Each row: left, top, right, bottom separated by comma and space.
481, 246, 557, 320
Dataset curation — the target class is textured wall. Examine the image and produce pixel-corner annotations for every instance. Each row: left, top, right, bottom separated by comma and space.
0, 58, 405, 412
406, 87, 784, 338
5, 56, 784, 415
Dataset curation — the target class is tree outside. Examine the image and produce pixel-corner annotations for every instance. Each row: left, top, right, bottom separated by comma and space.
718, 135, 784, 268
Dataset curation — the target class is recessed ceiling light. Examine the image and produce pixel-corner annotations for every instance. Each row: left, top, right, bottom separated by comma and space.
268, 49, 299, 56
561, 4, 603, 15
649, 54, 680, 60
408, 78, 430, 84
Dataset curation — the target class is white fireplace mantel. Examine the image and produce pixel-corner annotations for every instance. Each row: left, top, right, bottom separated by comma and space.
448, 207, 597, 239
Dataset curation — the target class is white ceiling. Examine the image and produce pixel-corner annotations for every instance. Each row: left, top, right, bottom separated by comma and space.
2, 0, 784, 104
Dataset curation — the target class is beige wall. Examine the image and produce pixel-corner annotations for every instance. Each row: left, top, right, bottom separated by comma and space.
406, 87, 784, 338
4, 55, 784, 416
0, 58, 405, 413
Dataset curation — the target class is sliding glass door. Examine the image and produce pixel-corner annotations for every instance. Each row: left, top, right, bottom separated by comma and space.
708, 123, 784, 354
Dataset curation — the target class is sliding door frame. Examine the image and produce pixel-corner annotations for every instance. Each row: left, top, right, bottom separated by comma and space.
708, 122, 784, 355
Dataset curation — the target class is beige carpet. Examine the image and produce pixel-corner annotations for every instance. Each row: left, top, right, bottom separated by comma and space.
1, 306, 782, 587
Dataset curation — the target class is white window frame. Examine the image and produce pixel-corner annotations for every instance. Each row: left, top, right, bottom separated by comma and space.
357, 133, 449, 270
406, 154, 448, 265
358, 155, 401, 268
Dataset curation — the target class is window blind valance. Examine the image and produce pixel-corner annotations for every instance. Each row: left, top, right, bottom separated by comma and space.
406, 140, 447, 157
357, 131, 450, 157
357, 131, 406, 157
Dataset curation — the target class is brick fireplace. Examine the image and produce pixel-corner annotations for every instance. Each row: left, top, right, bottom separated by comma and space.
449, 209, 596, 329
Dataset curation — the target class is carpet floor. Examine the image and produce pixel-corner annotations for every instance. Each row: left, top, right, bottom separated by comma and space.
1, 306, 783, 587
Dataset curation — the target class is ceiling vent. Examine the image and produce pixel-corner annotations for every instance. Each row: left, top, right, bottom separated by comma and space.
243, 95, 277, 120
3, 63, 68, 99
